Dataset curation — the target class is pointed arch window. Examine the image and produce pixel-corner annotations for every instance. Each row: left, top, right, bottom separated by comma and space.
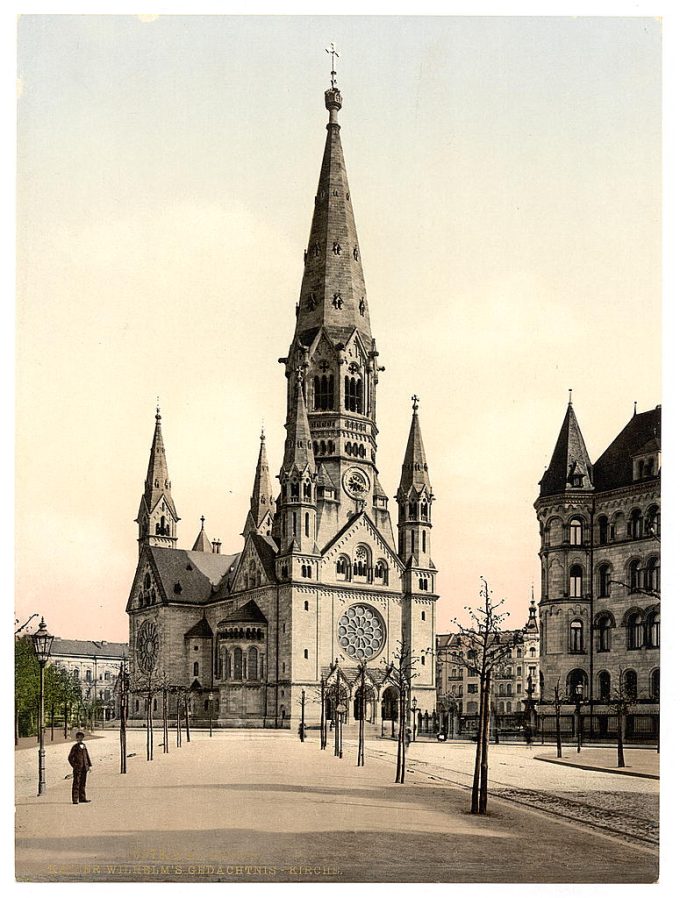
314, 374, 334, 411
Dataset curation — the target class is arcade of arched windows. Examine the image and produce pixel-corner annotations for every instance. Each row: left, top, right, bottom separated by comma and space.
313, 374, 335, 411
313, 439, 336, 456
335, 552, 389, 586
541, 504, 660, 548
215, 644, 265, 682
344, 375, 364, 413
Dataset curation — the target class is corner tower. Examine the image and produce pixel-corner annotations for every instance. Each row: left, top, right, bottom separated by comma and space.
279, 78, 391, 549
135, 406, 179, 552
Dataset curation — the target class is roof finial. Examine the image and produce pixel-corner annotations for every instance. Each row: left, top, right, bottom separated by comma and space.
260, 421, 265, 442
411, 394, 419, 413
200, 515, 205, 529
633, 400, 637, 416
326, 42, 340, 89
568, 388, 572, 406
156, 397, 161, 421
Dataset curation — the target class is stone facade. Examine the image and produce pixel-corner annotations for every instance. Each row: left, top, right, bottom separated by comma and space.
535, 403, 660, 728
126, 80, 439, 729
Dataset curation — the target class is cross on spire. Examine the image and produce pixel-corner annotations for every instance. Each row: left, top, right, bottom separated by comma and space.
326, 42, 340, 88
412, 394, 420, 413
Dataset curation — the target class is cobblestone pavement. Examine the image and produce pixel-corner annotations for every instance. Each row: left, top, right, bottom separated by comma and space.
365, 740, 659, 846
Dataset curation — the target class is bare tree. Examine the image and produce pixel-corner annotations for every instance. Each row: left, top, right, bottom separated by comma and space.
608, 668, 636, 768
442, 577, 526, 814
552, 680, 564, 759
113, 661, 130, 773
383, 641, 420, 785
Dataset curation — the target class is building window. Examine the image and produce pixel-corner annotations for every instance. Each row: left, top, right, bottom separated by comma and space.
596, 615, 612, 652
304, 600, 309, 611
629, 560, 642, 593
629, 509, 643, 539
598, 515, 609, 545
626, 612, 645, 649
598, 564, 612, 598
598, 670, 611, 701
569, 518, 583, 546
336, 556, 350, 581
193, 661, 199, 677
645, 504, 660, 537
650, 669, 660, 701
421, 611, 426, 621
569, 564, 583, 598
247, 647, 259, 680
566, 669, 588, 701
304, 649, 308, 660
624, 669, 638, 700
569, 620, 584, 653
233, 647, 243, 680
467, 683, 478, 694
647, 610, 660, 648
646, 557, 660, 594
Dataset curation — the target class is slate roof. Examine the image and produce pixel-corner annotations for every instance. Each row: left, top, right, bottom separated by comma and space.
593, 406, 661, 492
51, 638, 128, 659
539, 403, 594, 498
184, 617, 214, 639
216, 599, 268, 628
147, 546, 241, 605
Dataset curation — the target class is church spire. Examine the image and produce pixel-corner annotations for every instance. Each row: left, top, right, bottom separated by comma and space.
243, 429, 276, 539
397, 395, 433, 497
539, 401, 594, 497
282, 371, 316, 474
135, 404, 179, 551
396, 397, 435, 571
192, 516, 212, 552
294, 76, 371, 346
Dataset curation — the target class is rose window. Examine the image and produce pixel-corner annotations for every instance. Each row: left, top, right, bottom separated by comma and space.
338, 604, 385, 661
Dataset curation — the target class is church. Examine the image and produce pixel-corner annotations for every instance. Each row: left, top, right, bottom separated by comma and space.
126, 75, 438, 729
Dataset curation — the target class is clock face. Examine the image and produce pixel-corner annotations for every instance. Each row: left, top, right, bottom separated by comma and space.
342, 467, 370, 499
137, 620, 159, 673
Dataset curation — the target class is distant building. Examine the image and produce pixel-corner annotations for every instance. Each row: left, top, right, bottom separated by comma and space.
535, 402, 660, 738
50, 638, 128, 721
436, 601, 540, 724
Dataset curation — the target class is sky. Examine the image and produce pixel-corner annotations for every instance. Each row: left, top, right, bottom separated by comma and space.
14, 13, 662, 643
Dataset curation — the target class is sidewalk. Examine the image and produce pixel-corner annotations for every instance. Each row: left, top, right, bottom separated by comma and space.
535, 747, 659, 780
15, 730, 657, 883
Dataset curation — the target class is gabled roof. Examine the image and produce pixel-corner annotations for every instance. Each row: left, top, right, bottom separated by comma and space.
129, 546, 240, 607
184, 617, 213, 639
320, 510, 404, 572
539, 403, 594, 498
216, 599, 268, 627
593, 406, 661, 491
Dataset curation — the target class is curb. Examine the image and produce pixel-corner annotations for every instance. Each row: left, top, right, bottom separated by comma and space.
535, 755, 659, 780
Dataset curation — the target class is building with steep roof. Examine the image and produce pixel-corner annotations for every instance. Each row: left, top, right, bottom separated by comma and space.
535, 402, 660, 739
126, 76, 438, 729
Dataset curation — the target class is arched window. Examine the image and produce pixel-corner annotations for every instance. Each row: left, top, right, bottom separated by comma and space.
569, 518, 583, 546
598, 515, 609, 545
223, 650, 231, 680
374, 560, 388, 585
629, 560, 642, 593
305, 512, 310, 538
624, 669, 638, 700
314, 374, 334, 411
569, 564, 583, 598
629, 509, 643, 539
353, 545, 370, 580
599, 670, 611, 701
233, 648, 243, 680
193, 661, 199, 677
646, 557, 660, 594
598, 564, 612, 598
290, 481, 299, 499
626, 611, 645, 649
336, 556, 350, 581
422, 530, 427, 553
650, 669, 660, 701
247, 647, 259, 680
566, 669, 588, 701
647, 609, 660, 648
344, 376, 363, 413
645, 504, 660, 537
569, 620, 584, 653
596, 614, 613, 652
421, 501, 429, 521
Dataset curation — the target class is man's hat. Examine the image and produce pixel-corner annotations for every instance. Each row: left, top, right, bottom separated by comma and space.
75, 731, 85, 738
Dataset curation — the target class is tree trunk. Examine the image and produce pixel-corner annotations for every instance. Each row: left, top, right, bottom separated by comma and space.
617, 709, 625, 768
184, 695, 191, 742
471, 685, 485, 813
162, 688, 169, 753
479, 672, 492, 814
320, 679, 326, 750
120, 691, 127, 774
176, 696, 182, 748
555, 706, 562, 758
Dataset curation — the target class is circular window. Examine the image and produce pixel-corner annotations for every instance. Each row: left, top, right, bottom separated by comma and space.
338, 604, 385, 661
137, 620, 159, 673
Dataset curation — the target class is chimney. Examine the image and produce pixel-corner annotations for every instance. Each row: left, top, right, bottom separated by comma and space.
212, 539, 222, 554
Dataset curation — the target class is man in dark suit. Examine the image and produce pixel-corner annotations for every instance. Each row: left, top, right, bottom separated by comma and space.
68, 732, 93, 804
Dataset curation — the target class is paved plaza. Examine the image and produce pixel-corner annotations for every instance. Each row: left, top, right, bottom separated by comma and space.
15, 729, 658, 883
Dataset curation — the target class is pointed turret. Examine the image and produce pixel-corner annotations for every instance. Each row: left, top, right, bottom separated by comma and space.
243, 430, 276, 538
295, 85, 371, 347
396, 396, 435, 577
192, 516, 212, 552
539, 400, 594, 497
282, 372, 316, 476
135, 405, 179, 551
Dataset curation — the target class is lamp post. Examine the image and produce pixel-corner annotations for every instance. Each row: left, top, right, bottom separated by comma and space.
574, 682, 584, 753
411, 697, 418, 743
208, 691, 214, 737
31, 618, 54, 796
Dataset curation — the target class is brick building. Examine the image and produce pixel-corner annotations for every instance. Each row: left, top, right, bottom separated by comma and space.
126, 77, 438, 729
534, 402, 660, 737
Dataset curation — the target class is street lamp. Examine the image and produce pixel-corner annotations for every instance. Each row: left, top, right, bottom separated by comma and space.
574, 682, 584, 753
208, 691, 215, 737
31, 617, 54, 796
411, 697, 418, 743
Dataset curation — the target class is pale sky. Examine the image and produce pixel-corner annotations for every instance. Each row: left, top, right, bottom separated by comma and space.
15, 14, 661, 642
